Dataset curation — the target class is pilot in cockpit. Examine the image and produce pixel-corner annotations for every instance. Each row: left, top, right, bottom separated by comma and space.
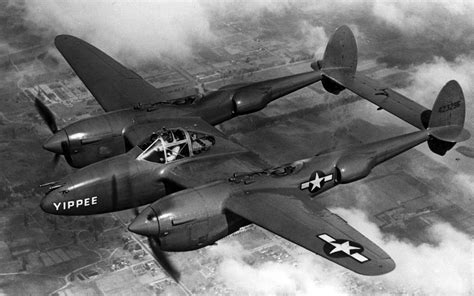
161, 129, 174, 143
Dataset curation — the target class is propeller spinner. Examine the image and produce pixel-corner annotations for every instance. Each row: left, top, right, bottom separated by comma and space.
129, 207, 180, 282
34, 97, 67, 156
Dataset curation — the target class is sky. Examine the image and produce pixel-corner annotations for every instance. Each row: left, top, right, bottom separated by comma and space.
4, 0, 474, 295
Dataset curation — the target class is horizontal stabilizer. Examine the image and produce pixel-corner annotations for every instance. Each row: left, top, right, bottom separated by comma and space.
333, 74, 430, 129
429, 125, 470, 143
318, 26, 432, 129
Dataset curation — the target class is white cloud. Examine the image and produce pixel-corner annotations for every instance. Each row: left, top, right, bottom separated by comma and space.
209, 240, 351, 295
372, 0, 474, 40
333, 207, 474, 296
298, 21, 328, 57
397, 55, 474, 113
20, 0, 215, 63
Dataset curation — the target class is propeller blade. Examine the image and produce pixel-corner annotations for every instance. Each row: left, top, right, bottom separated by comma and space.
34, 97, 58, 133
148, 237, 180, 282
52, 153, 61, 167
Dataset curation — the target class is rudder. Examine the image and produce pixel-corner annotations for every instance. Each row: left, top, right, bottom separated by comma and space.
428, 80, 470, 155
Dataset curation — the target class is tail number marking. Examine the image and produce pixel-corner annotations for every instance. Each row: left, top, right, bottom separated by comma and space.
438, 100, 461, 113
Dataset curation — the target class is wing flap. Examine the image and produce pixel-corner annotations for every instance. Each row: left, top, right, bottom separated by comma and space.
55, 35, 172, 111
225, 189, 395, 275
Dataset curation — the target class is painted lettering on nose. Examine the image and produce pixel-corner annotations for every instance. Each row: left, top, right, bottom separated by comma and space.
52, 196, 99, 211
53, 202, 61, 211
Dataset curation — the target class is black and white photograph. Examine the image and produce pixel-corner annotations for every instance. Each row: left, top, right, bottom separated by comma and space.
0, 0, 473, 295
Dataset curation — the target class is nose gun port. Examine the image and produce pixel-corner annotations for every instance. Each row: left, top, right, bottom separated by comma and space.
40, 189, 63, 214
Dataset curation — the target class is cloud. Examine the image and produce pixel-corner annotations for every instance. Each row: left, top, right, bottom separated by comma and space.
18, 0, 215, 63
298, 21, 328, 57
209, 240, 351, 295
9, 0, 473, 69
372, 0, 474, 40
209, 208, 473, 295
453, 172, 474, 196
332, 208, 473, 296
202, 0, 295, 16
397, 55, 474, 114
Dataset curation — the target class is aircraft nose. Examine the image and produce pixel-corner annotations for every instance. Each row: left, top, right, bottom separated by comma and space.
40, 190, 62, 214
128, 207, 159, 236
43, 130, 67, 154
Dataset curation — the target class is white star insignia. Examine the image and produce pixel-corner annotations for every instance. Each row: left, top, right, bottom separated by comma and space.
309, 172, 325, 191
317, 234, 369, 263
329, 241, 360, 255
300, 171, 333, 192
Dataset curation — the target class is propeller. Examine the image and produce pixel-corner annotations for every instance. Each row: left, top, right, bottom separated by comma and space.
34, 97, 58, 134
34, 94, 64, 167
148, 236, 180, 282
52, 153, 61, 166
122, 166, 180, 282
128, 187, 180, 281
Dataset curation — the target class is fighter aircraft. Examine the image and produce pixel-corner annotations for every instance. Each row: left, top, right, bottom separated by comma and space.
40, 26, 470, 277
37, 33, 322, 168
127, 26, 470, 277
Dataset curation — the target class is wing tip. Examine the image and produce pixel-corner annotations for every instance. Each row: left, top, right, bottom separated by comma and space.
358, 257, 396, 276
54, 34, 81, 48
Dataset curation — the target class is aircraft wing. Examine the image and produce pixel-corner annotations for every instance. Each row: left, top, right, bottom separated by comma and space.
55, 35, 173, 112
324, 69, 430, 129
225, 188, 395, 275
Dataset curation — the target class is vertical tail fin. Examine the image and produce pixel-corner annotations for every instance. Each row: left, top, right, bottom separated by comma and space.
311, 25, 358, 94
428, 80, 470, 155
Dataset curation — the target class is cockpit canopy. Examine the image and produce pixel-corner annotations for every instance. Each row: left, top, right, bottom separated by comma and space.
137, 128, 215, 164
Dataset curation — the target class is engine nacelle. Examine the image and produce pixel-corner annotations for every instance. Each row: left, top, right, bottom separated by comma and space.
148, 183, 243, 251
59, 110, 134, 167
232, 86, 271, 115
335, 153, 373, 184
